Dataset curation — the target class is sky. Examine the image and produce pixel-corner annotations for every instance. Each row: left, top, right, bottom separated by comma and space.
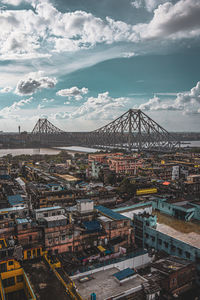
0, 0, 200, 132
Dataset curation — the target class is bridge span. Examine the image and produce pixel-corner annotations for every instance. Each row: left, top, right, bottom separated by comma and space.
0, 109, 180, 152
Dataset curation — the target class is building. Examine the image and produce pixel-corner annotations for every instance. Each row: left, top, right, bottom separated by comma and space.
151, 196, 200, 221
34, 206, 65, 220
185, 174, 200, 195
134, 212, 200, 285
107, 156, 143, 175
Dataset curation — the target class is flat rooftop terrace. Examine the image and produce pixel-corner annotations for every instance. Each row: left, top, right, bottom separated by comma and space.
74, 267, 145, 300
154, 212, 200, 249
23, 260, 70, 300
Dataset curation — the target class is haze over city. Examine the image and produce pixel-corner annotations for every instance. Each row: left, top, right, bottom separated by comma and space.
0, 0, 200, 132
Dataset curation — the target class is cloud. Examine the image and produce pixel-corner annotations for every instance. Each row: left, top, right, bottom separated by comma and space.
56, 87, 88, 100
0, 0, 200, 61
138, 81, 200, 114
0, 97, 32, 118
1, 0, 24, 6
131, 0, 169, 12
139, 96, 161, 110
0, 86, 12, 93
134, 0, 200, 40
15, 73, 57, 95
122, 52, 135, 58
54, 92, 128, 120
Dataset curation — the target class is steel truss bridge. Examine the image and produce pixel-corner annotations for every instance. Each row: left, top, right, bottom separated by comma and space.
31, 109, 180, 152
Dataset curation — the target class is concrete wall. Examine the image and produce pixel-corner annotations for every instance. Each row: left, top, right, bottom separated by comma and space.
71, 253, 152, 280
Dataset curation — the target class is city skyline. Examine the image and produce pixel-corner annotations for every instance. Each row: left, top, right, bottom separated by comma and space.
0, 0, 200, 132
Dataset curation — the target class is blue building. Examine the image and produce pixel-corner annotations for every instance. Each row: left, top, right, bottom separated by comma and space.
151, 196, 200, 221
134, 212, 200, 284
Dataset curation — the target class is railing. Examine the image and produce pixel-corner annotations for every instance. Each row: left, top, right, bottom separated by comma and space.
0, 277, 6, 300
23, 270, 36, 300
70, 249, 147, 275
44, 255, 84, 300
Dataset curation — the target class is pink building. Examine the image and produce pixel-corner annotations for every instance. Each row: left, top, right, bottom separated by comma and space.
107, 156, 143, 174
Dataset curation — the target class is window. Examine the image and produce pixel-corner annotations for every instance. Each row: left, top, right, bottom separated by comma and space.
158, 239, 162, 245
171, 245, 176, 252
3, 277, 15, 287
185, 251, 191, 259
44, 213, 48, 217
164, 242, 169, 248
27, 250, 31, 259
8, 260, 13, 266
0, 263, 6, 272
178, 248, 182, 255
17, 275, 23, 283
22, 224, 27, 230
62, 235, 65, 241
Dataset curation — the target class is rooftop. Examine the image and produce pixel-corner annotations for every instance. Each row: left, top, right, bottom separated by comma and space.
95, 205, 130, 221
154, 212, 200, 249
56, 174, 79, 181
7, 194, 24, 206
74, 267, 145, 300
113, 268, 135, 281
152, 257, 191, 274
0, 207, 25, 214
16, 218, 29, 224
35, 206, 62, 213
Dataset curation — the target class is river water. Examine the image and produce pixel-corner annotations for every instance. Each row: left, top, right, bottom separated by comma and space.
0, 146, 99, 157
0, 141, 199, 157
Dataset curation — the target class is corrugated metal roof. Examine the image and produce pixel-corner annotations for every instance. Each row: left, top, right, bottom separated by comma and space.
7, 194, 24, 206
83, 220, 101, 232
35, 206, 62, 213
113, 268, 135, 281
16, 218, 29, 224
0, 207, 25, 214
95, 205, 129, 221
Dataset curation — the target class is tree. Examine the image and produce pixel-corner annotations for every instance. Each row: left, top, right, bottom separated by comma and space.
118, 178, 136, 195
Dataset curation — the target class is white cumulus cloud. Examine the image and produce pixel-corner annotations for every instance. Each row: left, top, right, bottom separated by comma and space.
54, 92, 128, 120
0, 97, 32, 118
15, 72, 57, 95
138, 81, 200, 114
0, 0, 200, 60
57, 87, 88, 101
134, 0, 200, 40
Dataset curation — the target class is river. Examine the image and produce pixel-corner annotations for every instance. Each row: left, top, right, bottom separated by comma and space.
0, 141, 199, 157
0, 146, 99, 157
